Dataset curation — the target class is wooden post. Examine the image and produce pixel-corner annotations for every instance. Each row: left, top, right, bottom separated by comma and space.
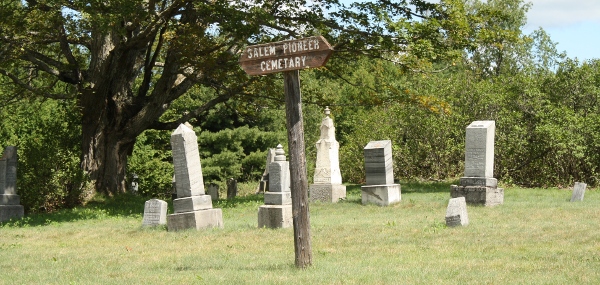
283, 70, 312, 268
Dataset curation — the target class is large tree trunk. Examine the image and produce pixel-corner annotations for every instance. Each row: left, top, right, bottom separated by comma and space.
80, 88, 138, 196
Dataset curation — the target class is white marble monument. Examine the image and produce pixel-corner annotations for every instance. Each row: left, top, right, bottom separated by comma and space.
0, 146, 24, 223
451, 121, 504, 206
167, 124, 223, 231
361, 140, 401, 206
309, 107, 346, 202
258, 144, 293, 228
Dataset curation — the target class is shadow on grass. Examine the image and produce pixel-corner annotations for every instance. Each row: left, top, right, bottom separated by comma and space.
1, 193, 264, 228
340, 180, 455, 205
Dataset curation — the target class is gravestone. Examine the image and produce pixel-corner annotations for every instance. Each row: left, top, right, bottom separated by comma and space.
257, 148, 276, 193
361, 140, 401, 206
227, 178, 237, 199
258, 144, 293, 228
142, 199, 168, 226
450, 121, 504, 206
0, 146, 24, 223
309, 107, 346, 203
445, 197, 469, 227
570, 182, 586, 202
167, 124, 223, 231
207, 183, 219, 201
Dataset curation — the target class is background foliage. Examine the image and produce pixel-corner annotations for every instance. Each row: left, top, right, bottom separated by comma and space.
0, 0, 599, 212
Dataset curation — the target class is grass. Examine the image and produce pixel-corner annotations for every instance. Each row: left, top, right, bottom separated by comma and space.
1, 182, 599, 284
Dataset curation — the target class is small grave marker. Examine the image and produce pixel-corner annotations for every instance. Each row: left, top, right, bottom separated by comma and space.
142, 199, 168, 227
445, 197, 469, 227
570, 182, 586, 202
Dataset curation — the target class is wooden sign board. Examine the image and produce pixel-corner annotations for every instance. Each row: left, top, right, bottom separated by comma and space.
239, 36, 333, 76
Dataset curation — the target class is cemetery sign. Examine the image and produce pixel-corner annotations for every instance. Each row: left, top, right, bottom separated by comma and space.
239, 36, 333, 76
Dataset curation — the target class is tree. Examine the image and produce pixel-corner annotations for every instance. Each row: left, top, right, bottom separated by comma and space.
0, 0, 475, 196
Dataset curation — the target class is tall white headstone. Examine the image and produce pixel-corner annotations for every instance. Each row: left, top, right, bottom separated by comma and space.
258, 144, 293, 228
0, 146, 24, 223
451, 120, 503, 206
171, 124, 205, 198
361, 140, 401, 206
464, 121, 495, 178
167, 124, 223, 231
309, 107, 346, 202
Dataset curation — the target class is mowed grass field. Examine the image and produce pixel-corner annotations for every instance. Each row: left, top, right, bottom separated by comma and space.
1, 182, 599, 284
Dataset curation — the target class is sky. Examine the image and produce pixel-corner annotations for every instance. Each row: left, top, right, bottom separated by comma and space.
523, 0, 600, 61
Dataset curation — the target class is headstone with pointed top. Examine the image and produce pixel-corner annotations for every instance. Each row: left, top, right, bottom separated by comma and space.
309, 107, 346, 203
258, 144, 293, 228
0, 146, 24, 223
450, 121, 504, 206
166, 124, 223, 231
257, 148, 276, 193
361, 140, 401, 206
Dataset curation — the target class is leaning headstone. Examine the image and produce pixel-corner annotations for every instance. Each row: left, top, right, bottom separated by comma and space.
309, 107, 346, 203
361, 140, 401, 206
450, 121, 504, 206
445, 197, 469, 227
0, 146, 24, 223
167, 124, 223, 231
142, 199, 168, 227
570, 182, 586, 202
256, 148, 276, 194
258, 144, 293, 228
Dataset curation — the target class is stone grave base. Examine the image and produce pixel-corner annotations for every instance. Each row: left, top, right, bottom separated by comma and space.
361, 184, 401, 206
450, 185, 504, 206
258, 205, 292, 229
309, 184, 346, 203
264, 192, 292, 205
173, 195, 213, 213
0, 194, 20, 205
167, 208, 223, 231
0, 205, 24, 223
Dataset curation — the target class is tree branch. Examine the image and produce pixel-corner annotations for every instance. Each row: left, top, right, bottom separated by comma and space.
0, 68, 75, 99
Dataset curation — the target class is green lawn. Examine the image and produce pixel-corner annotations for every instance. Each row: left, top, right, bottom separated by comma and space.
1, 183, 599, 284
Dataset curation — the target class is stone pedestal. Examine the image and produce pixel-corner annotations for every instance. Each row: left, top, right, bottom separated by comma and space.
167, 124, 223, 231
258, 145, 293, 228
361, 140, 401, 206
309, 107, 346, 203
0, 146, 23, 223
167, 208, 224, 231
258, 205, 292, 228
361, 184, 401, 206
309, 184, 346, 203
451, 178, 504, 206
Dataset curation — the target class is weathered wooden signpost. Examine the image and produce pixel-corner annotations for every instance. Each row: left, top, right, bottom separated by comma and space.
240, 36, 333, 268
